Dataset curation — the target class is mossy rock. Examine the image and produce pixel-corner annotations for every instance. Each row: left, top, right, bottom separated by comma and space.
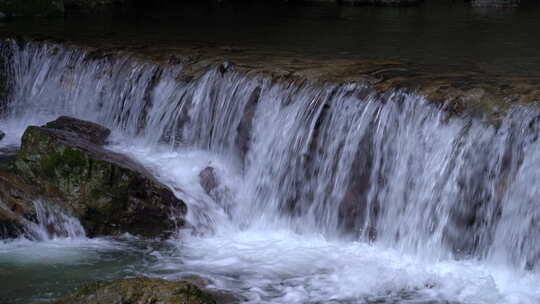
0, 0, 64, 17
14, 117, 187, 237
50, 278, 217, 304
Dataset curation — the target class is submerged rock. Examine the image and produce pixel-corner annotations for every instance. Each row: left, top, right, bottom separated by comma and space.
50, 278, 217, 304
0, 0, 64, 17
14, 117, 187, 237
199, 166, 233, 217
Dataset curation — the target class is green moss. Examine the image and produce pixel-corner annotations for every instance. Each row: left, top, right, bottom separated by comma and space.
39, 147, 87, 187
62, 147, 87, 168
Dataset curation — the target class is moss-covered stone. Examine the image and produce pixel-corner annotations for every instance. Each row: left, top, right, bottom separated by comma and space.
14, 117, 187, 237
0, 0, 64, 17
50, 278, 217, 304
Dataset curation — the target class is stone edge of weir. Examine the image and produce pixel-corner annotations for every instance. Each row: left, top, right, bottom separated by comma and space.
3, 34, 540, 122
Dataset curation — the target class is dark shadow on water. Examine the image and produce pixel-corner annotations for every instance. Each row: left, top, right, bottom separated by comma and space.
1, 0, 539, 76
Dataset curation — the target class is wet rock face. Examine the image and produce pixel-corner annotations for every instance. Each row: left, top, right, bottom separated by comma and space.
199, 166, 233, 216
0, 130, 4, 141
14, 117, 187, 237
45, 116, 110, 145
200, 167, 219, 195
50, 278, 217, 304
0, 169, 41, 238
0, 0, 64, 17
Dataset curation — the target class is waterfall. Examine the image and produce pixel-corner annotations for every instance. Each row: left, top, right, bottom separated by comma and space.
23, 200, 86, 241
3, 39, 540, 275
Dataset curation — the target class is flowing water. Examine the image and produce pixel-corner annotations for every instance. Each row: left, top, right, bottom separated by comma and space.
1, 40, 540, 303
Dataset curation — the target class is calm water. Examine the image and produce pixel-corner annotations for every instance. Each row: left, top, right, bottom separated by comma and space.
0, 237, 153, 304
1, 0, 540, 75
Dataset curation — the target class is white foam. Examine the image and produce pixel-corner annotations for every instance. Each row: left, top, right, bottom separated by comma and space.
149, 229, 540, 304
108, 139, 240, 232
109, 135, 540, 304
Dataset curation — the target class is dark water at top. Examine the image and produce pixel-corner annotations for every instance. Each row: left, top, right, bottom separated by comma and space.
2, 0, 540, 76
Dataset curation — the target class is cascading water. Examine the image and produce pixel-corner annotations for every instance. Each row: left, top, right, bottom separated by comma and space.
1, 39, 540, 303
22, 200, 86, 241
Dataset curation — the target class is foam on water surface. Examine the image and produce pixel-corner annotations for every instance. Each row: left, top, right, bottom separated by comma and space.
146, 229, 540, 304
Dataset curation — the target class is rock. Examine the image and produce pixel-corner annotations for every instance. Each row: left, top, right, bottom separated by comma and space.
0, 146, 17, 169
178, 275, 246, 304
14, 117, 187, 237
45, 116, 110, 145
200, 167, 219, 194
0, 130, 4, 141
0, 0, 64, 17
236, 87, 260, 162
338, 139, 375, 239
0, 210, 22, 239
199, 166, 233, 216
0, 169, 40, 238
49, 278, 217, 304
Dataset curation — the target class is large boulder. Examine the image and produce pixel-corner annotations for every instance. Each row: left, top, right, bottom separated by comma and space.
0, 0, 64, 17
49, 278, 217, 304
13, 117, 187, 237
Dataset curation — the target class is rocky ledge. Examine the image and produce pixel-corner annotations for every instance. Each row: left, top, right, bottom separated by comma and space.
49, 278, 217, 304
1, 116, 186, 238
4, 36, 539, 120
